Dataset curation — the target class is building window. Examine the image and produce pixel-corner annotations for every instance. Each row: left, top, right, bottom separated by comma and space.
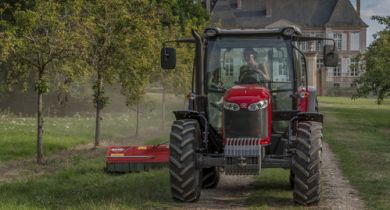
315, 33, 325, 51
334, 83, 340, 88
300, 42, 309, 51
333, 33, 343, 50
225, 56, 234, 76
350, 58, 359, 76
316, 58, 324, 70
333, 59, 341, 76
350, 32, 360, 51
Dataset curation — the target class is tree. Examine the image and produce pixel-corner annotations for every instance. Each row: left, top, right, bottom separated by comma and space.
117, 1, 159, 136
150, 0, 209, 127
2, 0, 85, 163
81, 0, 160, 145
353, 16, 390, 104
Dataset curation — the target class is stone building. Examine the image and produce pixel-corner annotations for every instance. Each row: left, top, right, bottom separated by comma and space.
202, 0, 367, 94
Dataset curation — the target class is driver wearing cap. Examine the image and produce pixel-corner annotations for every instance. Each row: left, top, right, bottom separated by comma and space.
239, 48, 270, 82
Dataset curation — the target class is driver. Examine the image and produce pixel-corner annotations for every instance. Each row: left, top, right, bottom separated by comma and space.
239, 48, 270, 82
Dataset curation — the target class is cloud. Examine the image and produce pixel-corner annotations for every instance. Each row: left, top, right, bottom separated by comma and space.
354, 0, 389, 45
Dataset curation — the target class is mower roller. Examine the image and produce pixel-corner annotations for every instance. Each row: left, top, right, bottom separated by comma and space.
105, 144, 169, 173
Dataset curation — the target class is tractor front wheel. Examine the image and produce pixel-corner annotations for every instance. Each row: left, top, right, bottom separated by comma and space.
202, 167, 220, 189
292, 121, 323, 205
169, 119, 202, 202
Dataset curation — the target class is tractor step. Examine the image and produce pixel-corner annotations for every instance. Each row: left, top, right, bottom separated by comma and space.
105, 144, 169, 173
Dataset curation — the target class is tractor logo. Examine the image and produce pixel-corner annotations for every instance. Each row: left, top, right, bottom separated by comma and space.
240, 103, 248, 109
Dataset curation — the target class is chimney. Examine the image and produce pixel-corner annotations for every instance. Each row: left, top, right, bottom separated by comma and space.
356, 0, 361, 17
266, 0, 272, 17
236, 0, 242, 9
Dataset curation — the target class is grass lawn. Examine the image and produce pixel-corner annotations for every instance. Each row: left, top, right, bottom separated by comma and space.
0, 93, 181, 162
0, 96, 388, 209
319, 96, 390, 210
0, 155, 173, 210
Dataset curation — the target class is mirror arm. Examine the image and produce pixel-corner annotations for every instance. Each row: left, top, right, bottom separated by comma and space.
162, 38, 196, 47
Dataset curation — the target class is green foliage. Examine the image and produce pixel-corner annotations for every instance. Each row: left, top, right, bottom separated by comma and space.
353, 16, 390, 104
34, 76, 49, 94
92, 82, 109, 109
1, 0, 86, 91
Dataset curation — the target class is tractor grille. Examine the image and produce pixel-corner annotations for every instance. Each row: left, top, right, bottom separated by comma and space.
224, 138, 261, 175
223, 109, 268, 139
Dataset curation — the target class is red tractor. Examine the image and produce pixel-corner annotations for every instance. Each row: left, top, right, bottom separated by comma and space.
161, 27, 338, 205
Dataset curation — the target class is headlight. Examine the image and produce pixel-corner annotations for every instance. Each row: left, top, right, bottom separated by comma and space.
224, 101, 240, 111
248, 100, 268, 111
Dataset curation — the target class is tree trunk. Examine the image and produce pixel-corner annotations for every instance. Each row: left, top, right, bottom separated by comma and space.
135, 101, 140, 137
94, 73, 103, 147
161, 87, 165, 129
37, 90, 44, 164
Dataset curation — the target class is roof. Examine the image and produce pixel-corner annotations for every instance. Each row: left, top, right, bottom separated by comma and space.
326, 0, 368, 27
210, 0, 368, 29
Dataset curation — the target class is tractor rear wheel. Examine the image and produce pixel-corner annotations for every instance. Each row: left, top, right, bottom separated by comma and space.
202, 167, 220, 189
292, 121, 323, 205
169, 119, 202, 202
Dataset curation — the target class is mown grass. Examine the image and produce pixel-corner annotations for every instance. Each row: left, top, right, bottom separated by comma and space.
0, 155, 173, 210
319, 96, 390, 210
0, 93, 181, 161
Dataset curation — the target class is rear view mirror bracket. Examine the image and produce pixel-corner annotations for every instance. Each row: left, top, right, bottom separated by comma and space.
161, 47, 176, 70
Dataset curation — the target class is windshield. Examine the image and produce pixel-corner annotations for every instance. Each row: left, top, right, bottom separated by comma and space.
206, 36, 294, 131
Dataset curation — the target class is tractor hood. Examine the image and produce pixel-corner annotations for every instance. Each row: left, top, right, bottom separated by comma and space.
224, 84, 270, 106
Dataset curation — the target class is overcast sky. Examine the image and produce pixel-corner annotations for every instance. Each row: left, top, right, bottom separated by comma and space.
350, 0, 389, 46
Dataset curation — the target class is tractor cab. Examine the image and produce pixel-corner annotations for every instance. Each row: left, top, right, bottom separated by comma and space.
161, 27, 338, 205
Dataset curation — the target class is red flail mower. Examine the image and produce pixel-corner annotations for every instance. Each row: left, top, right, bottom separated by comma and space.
105, 144, 169, 172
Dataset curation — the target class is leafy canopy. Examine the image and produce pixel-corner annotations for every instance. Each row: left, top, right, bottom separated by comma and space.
353, 16, 390, 104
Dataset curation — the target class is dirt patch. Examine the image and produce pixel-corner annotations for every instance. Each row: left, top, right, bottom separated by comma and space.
319, 142, 366, 210
178, 175, 254, 210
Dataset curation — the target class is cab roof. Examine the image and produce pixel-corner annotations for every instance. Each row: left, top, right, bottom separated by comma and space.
204, 26, 302, 37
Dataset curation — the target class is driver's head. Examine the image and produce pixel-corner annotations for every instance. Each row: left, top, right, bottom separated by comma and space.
243, 48, 257, 62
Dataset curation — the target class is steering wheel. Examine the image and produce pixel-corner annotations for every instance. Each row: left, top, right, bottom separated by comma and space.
239, 69, 265, 84
209, 83, 226, 93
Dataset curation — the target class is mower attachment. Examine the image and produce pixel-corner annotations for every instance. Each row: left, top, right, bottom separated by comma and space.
105, 144, 169, 173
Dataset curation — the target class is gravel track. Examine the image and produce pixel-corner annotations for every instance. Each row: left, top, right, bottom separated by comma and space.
177, 142, 366, 210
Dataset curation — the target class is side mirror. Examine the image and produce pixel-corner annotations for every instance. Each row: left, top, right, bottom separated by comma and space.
161, 47, 176, 69
323, 45, 339, 67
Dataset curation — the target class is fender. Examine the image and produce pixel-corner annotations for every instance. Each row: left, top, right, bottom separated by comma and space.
173, 110, 208, 147
296, 112, 323, 123
307, 86, 318, 112
173, 110, 206, 126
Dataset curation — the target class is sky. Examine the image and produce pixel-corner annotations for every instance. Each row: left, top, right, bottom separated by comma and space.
350, 0, 390, 46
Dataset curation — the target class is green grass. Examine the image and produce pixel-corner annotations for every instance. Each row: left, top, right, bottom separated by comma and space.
0, 115, 138, 161
0, 93, 182, 161
247, 169, 304, 210
1, 95, 388, 209
0, 155, 173, 210
319, 96, 390, 210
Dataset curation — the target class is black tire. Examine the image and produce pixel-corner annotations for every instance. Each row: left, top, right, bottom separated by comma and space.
202, 167, 220, 189
289, 170, 295, 189
169, 119, 202, 202
292, 121, 323, 205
